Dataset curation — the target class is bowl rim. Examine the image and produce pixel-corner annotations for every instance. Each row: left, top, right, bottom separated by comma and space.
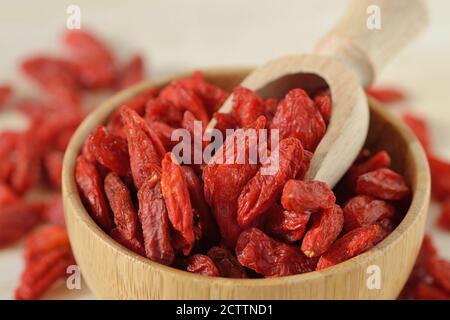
62, 67, 430, 288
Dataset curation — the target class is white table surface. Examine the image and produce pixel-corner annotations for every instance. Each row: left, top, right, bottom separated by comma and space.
0, 0, 449, 300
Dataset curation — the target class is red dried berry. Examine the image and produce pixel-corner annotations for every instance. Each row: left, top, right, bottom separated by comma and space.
0, 202, 43, 247
0, 182, 18, 206
316, 224, 385, 270
281, 180, 336, 214
213, 112, 237, 136
296, 150, 313, 180
0, 85, 13, 109
314, 94, 331, 124
231, 87, 265, 127
159, 81, 210, 125
356, 168, 410, 201
301, 204, 344, 258
147, 121, 177, 150
366, 87, 405, 104
145, 98, 184, 128
402, 113, 431, 152
428, 154, 450, 202
42, 195, 65, 227
438, 200, 450, 231
63, 30, 116, 89
121, 106, 165, 189
264, 203, 310, 243
270, 88, 326, 151
43, 150, 64, 189
236, 228, 315, 277
137, 171, 174, 265
237, 137, 304, 227
263, 98, 278, 123
185, 254, 219, 277
207, 246, 247, 278
86, 126, 130, 177
75, 155, 114, 232
117, 54, 144, 89
343, 195, 395, 231
161, 153, 195, 255
110, 228, 145, 256
426, 257, 450, 293
412, 282, 450, 300
104, 172, 141, 241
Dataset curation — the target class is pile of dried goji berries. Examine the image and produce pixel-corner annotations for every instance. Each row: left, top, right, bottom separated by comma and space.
76, 76, 411, 279
367, 87, 450, 300
0, 29, 144, 299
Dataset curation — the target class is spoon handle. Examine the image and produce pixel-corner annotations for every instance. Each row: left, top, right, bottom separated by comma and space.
315, 0, 428, 87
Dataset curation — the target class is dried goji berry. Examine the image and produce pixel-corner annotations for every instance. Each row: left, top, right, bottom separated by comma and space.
75, 155, 114, 232
147, 121, 177, 150
43, 150, 64, 189
0, 202, 43, 248
316, 224, 385, 270
426, 257, 450, 293
314, 93, 331, 124
237, 137, 304, 227
86, 126, 131, 177
236, 228, 315, 277
343, 195, 395, 231
182, 166, 219, 244
42, 195, 65, 227
264, 203, 310, 243
110, 227, 145, 256
15, 246, 74, 300
263, 98, 278, 123
281, 180, 335, 214
0, 182, 18, 206
356, 168, 410, 201
412, 282, 450, 300
366, 87, 405, 104
185, 254, 219, 277
145, 98, 184, 128
24, 225, 70, 264
159, 81, 210, 125
402, 113, 431, 152
428, 154, 450, 202
343, 150, 391, 192
161, 153, 195, 255
203, 118, 265, 247
120, 106, 165, 189
21, 56, 80, 110
177, 71, 229, 115
296, 150, 313, 180
207, 246, 247, 278
301, 204, 344, 258
104, 172, 141, 241
438, 200, 450, 231
63, 29, 116, 89
0, 85, 12, 109
137, 171, 174, 265
270, 88, 326, 151
117, 54, 144, 89
213, 112, 237, 136
231, 87, 265, 127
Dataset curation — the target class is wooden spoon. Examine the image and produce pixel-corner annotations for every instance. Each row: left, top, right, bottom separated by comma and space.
208, 0, 428, 188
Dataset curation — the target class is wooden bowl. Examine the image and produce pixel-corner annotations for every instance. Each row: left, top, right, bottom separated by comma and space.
62, 68, 430, 299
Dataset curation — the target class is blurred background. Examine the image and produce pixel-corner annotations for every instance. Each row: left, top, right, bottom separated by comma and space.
0, 0, 449, 299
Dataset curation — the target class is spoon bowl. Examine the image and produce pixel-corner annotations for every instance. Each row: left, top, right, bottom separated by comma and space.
63, 68, 430, 299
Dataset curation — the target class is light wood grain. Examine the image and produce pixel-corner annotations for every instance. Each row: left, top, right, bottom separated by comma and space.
62, 68, 430, 300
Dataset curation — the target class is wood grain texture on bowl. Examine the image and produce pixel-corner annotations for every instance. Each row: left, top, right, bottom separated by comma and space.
62, 68, 430, 300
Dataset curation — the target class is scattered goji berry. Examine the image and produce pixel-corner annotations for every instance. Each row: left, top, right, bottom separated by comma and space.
236, 228, 316, 277
412, 282, 450, 300
356, 168, 410, 201
42, 195, 65, 227
75, 155, 114, 232
185, 254, 219, 277
402, 113, 431, 152
438, 200, 450, 231
366, 87, 405, 104
426, 257, 450, 293
43, 150, 64, 189
117, 54, 144, 89
428, 154, 450, 202
301, 204, 344, 258
343, 195, 395, 231
0, 85, 12, 109
207, 246, 247, 278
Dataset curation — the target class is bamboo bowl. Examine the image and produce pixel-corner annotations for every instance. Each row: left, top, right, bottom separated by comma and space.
62, 68, 430, 300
